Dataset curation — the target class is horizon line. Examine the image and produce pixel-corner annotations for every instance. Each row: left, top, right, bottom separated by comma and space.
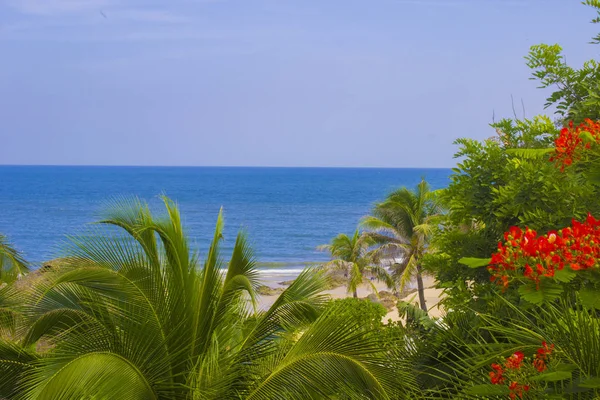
0, 164, 453, 169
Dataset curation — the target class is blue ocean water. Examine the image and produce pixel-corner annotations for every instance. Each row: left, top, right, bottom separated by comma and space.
0, 166, 450, 274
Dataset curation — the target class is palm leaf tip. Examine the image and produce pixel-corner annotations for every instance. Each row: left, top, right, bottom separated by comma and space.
0, 234, 29, 285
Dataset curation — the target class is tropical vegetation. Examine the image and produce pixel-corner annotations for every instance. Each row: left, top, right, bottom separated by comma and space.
318, 229, 393, 297
0, 198, 414, 399
360, 179, 441, 311
3, 2, 600, 399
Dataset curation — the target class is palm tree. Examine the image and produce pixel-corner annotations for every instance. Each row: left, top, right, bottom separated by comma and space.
319, 230, 393, 298
0, 196, 412, 399
361, 179, 441, 312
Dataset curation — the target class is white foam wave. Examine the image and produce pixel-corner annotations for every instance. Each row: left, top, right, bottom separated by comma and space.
256, 268, 305, 275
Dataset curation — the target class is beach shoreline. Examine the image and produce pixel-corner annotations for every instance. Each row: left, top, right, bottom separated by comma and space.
257, 272, 445, 323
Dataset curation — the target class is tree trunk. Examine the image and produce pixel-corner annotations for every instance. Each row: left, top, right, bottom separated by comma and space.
353, 289, 358, 298
416, 265, 427, 312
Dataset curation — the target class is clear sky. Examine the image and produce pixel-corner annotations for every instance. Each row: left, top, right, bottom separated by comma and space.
0, 0, 598, 167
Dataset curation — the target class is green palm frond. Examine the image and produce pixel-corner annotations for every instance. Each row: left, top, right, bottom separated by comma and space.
359, 216, 400, 237
243, 268, 329, 352
23, 352, 157, 400
0, 234, 29, 285
397, 253, 418, 292
0, 340, 37, 398
245, 302, 415, 399
1, 196, 404, 399
320, 230, 394, 294
361, 179, 440, 310
400, 294, 600, 397
367, 264, 396, 291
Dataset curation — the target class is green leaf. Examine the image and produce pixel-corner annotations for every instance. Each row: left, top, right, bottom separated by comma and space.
579, 377, 600, 388
27, 353, 157, 400
458, 257, 491, 268
555, 364, 578, 372
530, 371, 572, 382
585, 161, 600, 185
505, 148, 553, 159
579, 130, 596, 144
518, 281, 563, 305
579, 288, 600, 309
554, 268, 576, 283
464, 384, 510, 396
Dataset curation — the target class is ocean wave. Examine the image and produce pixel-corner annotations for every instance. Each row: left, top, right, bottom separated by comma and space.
256, 268, 306, 275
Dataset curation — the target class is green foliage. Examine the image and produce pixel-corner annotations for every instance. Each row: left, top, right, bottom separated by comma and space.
524, 2, 600, 124
429, 299, 600, 398
0, 234, 29, 286
319, 230, 393, 297
517, 281, 564, 305
464, 384, 510, 396
458, 257, 491, 268
361, 179, 441, 311
0, 197, 412, 399
491, 115, 558, 148
422, 1, 600, 326
3, 4, 600, 399
430, 122, 600, 313
579, 287, 600, 309
327, 297, 387, 330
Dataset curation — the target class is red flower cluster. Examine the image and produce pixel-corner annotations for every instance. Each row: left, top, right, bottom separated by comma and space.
505, 351, 525, 370
489, 343, 553, 399
489, 214, 600, 289
533, 342, 554, 373
489, 353, 530, 399
490, 363, 505, 384
550, 119, 600, 171
508, 382, 530, 400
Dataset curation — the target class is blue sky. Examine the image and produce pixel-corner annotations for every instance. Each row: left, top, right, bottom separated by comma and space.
0, 0, 597, 167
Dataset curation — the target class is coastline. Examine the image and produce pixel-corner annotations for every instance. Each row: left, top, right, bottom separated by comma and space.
257, 273, 445, 323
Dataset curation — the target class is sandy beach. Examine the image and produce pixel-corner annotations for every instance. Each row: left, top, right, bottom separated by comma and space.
257, 274, 445, 323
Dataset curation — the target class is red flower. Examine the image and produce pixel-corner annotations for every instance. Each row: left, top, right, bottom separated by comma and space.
505, 351, 525, 370
533, 342, 554, 372
508, 381, 530, 399
489, 363, 505, 384
539, 342, 554, 356
533, 358, 546, 372
551, 119, 600, 171
489, 215, 600, 290
571, 263, 583, 271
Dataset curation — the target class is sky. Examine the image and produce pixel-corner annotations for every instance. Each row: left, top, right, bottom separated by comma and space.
0, 0, 598, 168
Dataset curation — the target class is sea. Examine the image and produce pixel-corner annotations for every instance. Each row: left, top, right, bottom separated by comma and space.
0, 166, 451, 280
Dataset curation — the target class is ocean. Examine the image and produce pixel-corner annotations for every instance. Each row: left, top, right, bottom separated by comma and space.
0, 166, 451, 278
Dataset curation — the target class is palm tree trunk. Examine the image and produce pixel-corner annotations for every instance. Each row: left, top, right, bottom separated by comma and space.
353, 289, 358, 298
416, 265, 427, 312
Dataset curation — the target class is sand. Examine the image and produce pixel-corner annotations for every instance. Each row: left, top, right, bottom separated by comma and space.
257, 274, 445, 324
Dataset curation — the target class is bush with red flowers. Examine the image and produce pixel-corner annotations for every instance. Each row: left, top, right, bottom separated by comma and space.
468, 343, 558, 399
489, 213, 600, 285
550, 119, 600, 171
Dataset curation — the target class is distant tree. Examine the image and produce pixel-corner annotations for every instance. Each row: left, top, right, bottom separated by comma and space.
361, 179, 441, 312
319, 230, 393, 298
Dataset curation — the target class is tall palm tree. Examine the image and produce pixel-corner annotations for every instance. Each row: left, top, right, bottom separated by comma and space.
319, 230, 393, 298
0, 196, 412, 399
361, 179, 441, 312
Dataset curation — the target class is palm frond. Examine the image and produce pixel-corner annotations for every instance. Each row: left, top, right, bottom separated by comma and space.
0, 234, 29, 285
23, 352, 157, 400
245, 302, 415, 399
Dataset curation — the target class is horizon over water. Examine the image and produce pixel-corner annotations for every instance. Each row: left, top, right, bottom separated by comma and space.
0, 166, 451, 279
